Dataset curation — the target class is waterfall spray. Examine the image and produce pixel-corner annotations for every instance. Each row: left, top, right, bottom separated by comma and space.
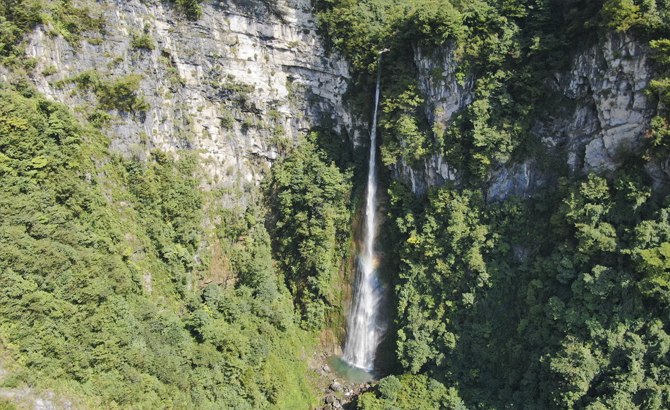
342, 49, 388, 371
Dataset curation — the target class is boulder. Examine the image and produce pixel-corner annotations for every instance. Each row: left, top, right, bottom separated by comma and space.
330, 381, 344, 392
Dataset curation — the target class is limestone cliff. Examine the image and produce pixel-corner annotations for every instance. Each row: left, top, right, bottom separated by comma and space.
398, 32, 660, 200
6, 0, 661, 203
10, 0, 353, 196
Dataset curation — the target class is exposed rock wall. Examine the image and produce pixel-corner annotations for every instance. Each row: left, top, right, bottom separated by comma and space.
387, 43, 468, 195
12, 0, 353, 194
401, 32, 659, 199
10, 0, 660, 202
543, 32, 656, 174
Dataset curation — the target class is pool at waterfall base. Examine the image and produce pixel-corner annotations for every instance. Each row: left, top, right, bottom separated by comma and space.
327, 356, 375, 383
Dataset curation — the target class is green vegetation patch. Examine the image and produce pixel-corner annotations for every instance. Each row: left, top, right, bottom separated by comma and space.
382, 162, 670, 408
131, 33, 155, 51
0, 0, 105, 65
46, 0, 105, 45
55, 71, 150, 113
315, 0, 629, 185
357, 374, 466, 410
0, 84, 315, 409
169, 0, 203, 20
312, 4, 670, 407
265, 134, 353, 331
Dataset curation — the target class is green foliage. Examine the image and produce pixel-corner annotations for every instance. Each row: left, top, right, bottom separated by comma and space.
41, 65, 57, 76
170, 0, 202, 20
125, 150, 203, 293
379, 81, 429, 167
56, 71, 150, 113
315, 0, 670, 186
0, 0, 43, 59
220, 109, 235, 130
602, 0, 643, 32
313, 5, 670, 406
0, 84, 314, 409
221, 76, 255, 94
46, 0, 105, 45
644, 7, 670, 165
86, 109, 111, 128
242, 116, 254, 131
316, 0, 582, 184
0, 0, 104, 63
650, 38, 670, 66
392, 186, 490, 373
97, 74, 149, 112
402, 0, 463, 48
599, 0, 670, 36
637, 242, 670, 302
265, 136, 352, 330
385, 165, 670, 408
357, 374, 466, 410
4, 1, 670, 409
0, 400, 16, 410
377, 374, 402, 401
270, 125, 290, 154
131, 33, 155, 51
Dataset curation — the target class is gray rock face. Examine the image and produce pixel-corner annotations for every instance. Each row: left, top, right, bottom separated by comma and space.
13, 0, 353, 192
415, 43, 475, 128
544, 31, 656, 174
392, 152, 459, 196
401, 32, 658, 199
330, 381, 343, 392
486, 159, 546, 203
12, 0, 659, 203
388, 43, 468, 195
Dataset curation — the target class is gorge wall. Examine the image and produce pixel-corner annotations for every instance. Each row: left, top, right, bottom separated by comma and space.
6, 0, 660, 202
8, 0, 354, 199
393, 31, 661, 199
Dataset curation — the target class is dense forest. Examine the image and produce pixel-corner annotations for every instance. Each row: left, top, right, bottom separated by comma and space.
0, 84, 322, 408
2, 0, 670, 409
313, 0, 670, 408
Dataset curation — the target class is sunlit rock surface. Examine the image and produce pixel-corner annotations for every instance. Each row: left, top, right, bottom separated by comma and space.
402, 32, 658, 199
16, 0, 353, 195
10, 1, 660, 201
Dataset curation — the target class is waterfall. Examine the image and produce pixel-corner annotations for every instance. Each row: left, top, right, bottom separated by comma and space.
342, 51, 387, 372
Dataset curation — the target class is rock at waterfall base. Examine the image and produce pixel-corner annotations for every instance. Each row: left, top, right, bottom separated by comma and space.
330, 381, 344, 392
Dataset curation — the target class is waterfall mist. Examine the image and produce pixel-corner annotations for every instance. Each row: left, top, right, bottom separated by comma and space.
342, 51, 387, 372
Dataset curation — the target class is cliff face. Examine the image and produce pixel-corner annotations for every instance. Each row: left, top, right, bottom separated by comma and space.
13, 0, 353, 195
397, 32, 659, 199
6, 1, 660, 201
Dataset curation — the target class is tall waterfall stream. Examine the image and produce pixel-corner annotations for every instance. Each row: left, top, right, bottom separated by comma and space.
342, 52, 386, 372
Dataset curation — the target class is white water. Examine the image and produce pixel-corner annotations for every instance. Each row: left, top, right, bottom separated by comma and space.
342, 52, 386, 372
